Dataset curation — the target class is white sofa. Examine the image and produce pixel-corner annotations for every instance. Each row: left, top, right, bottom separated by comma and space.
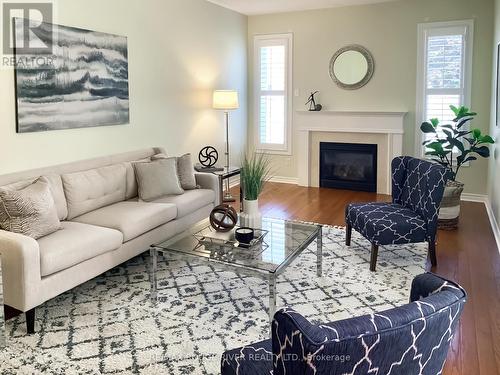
0, 147, 219, 333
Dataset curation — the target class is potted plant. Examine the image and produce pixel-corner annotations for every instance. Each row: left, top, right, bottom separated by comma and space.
240, 152, 272, 228
420, 105, 495, 229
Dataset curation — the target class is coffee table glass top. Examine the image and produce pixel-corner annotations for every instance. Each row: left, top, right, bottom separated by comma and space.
153, 217, 321, 274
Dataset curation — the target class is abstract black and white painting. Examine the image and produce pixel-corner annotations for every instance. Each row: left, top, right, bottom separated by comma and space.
14, 19, 129, 133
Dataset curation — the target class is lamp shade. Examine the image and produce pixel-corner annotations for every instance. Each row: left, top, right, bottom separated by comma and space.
213, 90, 239, 110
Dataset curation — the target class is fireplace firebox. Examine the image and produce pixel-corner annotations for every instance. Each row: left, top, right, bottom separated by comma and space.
320, 142, 377, 192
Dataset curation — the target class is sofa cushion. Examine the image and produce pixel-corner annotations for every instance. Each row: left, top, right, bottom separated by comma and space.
133, 158, 184, 201
152, 189, 215, 218
0, 177, 62, 240
72, 201, 177, 241
62, 164, 127, 220
0, 174, 68, 220
38, 221, 123, 276
346, 202, 428, 245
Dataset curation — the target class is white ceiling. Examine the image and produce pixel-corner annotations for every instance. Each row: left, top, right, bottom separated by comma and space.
206, 0, 398, 15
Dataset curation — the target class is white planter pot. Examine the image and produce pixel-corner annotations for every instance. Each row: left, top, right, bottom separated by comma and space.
240, 199, 262, 229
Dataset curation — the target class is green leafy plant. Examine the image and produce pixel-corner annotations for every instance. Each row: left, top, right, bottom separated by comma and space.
241, 152, 272, 201
420, 105, 495, 181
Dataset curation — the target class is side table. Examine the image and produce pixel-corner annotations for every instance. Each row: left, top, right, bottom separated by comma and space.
0, 256, 5, 348
211, 167, 243, 211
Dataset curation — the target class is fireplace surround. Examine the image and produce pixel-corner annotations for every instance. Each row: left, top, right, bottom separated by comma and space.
296, 110, 406, 194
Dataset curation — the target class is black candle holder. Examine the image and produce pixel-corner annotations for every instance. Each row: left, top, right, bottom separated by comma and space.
235, 227, 254, 245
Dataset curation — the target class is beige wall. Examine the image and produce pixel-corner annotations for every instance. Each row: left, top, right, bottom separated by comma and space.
248, 0, 494, 194
488, 0, 500, 224
0, 0, 247, 174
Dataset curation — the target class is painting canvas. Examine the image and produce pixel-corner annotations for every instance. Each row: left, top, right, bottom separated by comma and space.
14, 19, 129, 133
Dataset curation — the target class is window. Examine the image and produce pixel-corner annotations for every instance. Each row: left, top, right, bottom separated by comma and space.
254, 34, 292, 154
416, 20, 474, 155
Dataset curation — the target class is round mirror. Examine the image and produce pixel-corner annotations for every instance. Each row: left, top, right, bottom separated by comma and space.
329, 45, 374, 90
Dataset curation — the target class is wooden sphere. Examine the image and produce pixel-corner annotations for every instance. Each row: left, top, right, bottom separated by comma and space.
209, 204, 238, 232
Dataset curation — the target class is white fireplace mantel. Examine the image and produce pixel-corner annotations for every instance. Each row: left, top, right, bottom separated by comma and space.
296, 110, 407, 194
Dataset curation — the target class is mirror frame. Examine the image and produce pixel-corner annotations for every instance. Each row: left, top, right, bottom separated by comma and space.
329, 45, 375, 90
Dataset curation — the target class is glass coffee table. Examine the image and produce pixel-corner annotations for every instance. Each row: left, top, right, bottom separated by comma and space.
149, 217, 323, 323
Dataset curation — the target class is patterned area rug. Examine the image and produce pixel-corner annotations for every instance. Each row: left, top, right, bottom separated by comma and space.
0, 225, 427, 374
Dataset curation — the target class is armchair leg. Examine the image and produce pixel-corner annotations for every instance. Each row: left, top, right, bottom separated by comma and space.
428, 241, 437, 267
370, 244, 379, 272
346, 223, 352, 246
26, 308, 35, 334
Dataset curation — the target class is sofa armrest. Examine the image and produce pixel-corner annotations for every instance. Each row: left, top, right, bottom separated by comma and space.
410, 272, 466, 302
195, 172, 220, 205
0, 230, 41, 311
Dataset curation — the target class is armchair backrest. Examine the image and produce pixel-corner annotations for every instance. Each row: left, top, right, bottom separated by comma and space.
391, 156, 450, 241
272, 273, 466, 375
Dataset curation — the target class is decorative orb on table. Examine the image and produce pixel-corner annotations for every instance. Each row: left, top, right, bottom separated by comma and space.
199, 146, 218, 168
209, 204, 238, 232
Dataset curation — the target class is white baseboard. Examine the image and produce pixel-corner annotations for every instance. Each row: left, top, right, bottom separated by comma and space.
269, 176, 299, 185
228, 175, 299, 188
461, 193, 488, 202
460, 193, 500, 254
228, 177, 240, 188
485, 198, 500, 254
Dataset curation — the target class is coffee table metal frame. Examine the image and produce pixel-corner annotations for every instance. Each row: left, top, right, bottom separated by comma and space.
149, 219, 323, 324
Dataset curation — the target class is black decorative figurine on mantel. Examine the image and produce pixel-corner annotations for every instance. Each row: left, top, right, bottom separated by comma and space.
306, 91, 323, 111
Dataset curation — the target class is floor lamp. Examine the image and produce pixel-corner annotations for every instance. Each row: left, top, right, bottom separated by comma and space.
213, 90, 239, 201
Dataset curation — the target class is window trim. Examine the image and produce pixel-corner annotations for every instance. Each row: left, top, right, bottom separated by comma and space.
253, 33, 293, 155
415, 20, 474, 157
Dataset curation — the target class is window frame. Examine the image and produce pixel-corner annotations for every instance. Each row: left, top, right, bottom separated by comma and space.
415, 20, 474, 157
253, 33, 293, 155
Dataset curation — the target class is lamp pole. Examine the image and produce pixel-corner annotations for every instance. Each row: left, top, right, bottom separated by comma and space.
225, 110, 230, 170
224, 110, 234, 201
212, 90, 238, 202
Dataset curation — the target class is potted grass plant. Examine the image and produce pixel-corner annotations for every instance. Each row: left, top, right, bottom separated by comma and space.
240, 152, 272, 228
420, 105, 495, 229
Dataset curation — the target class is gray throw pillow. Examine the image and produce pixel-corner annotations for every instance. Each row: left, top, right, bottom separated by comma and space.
177, 153, 197, 190
0, 176, 61, 239
133, 158, 184, 201
151, 153, 197, 190
151, 153, 167, 161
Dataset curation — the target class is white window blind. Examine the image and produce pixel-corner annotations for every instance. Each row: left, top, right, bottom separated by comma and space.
416, 21, 473, 154
254, 34, 292, 153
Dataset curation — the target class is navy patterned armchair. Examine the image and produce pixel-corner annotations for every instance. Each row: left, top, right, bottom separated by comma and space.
345, 156, 450, 271
221, 273, 466, 375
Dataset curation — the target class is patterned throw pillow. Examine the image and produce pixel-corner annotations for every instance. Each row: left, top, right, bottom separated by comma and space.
133, 158, 184, 201
0, 176, 62, 239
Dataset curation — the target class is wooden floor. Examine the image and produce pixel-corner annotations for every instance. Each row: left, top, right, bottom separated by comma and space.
231, 182, 500, 375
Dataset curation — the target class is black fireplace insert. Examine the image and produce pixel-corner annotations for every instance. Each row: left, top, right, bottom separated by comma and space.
320, 142, 377, 192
